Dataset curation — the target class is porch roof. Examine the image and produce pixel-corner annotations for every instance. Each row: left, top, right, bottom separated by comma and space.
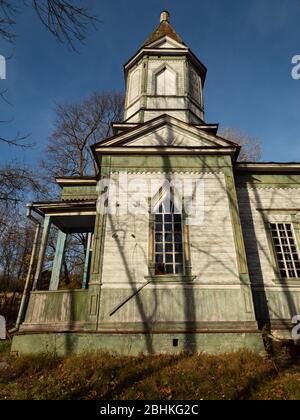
27, 201, 97, 233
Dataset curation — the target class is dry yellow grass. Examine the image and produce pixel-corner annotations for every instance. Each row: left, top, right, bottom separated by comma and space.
0, 342, 300, 400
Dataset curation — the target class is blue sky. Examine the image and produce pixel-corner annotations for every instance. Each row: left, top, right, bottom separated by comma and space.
0, 0, 300, 166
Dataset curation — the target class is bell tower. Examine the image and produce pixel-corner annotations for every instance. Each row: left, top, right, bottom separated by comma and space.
124, 11, 207, 125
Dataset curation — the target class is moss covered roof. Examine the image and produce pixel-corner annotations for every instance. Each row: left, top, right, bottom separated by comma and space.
143, 20, 185, 47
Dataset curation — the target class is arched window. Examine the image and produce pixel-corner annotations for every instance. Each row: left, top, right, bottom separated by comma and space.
154, 196, 184, 275
155, 67, 177, 96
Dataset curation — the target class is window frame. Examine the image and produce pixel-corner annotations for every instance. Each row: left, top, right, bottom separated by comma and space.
267, 221, 300, 283
148, 198, 193, 282
269, 222, 300, 281
154, 211, 185, 276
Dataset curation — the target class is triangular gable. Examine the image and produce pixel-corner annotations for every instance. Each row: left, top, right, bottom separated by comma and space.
145, 36, 186, 50
124, 126, 218, 148
94, 115, 239, 150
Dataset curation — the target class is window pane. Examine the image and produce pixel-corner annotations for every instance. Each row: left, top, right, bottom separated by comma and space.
155, 234, 163, 242
155, 254, 163, 263
175, 244, 182, 253
165, 233, 173, 242
174, 224, 181, 232
156, 243, 163, 253
165, 224, 172, 232
155, 214, 162, 223
155, 224, 163, 232
165, 264, 174, 274
174, 233, 182, 243
165, 244, 173, 252
166, 254, 173, 263
175, 254, 183, 263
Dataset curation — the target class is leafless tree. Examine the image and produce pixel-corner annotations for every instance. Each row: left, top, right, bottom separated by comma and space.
0, 0, 99, 50
0, 0, 17, 43
0, 162, 43, 204
221, 127, 262, 162
42, 91, 124, 180
0, 1, 99, 146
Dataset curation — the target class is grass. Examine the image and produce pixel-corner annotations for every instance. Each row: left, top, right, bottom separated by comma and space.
0, 343, 300, 400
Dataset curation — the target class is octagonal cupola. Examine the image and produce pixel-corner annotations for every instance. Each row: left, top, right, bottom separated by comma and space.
124, 11, 207, 125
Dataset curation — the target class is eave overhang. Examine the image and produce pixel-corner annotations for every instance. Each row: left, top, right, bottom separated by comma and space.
55, 177, 98, 188
236, 163, 300, 174
27, 201, 97, 217
94, 146, 238, 157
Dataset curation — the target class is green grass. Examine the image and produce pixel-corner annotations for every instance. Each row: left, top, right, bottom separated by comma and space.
0, 345, 300, 400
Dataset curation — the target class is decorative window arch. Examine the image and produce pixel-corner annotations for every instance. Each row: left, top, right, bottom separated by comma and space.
154, 65, 177, 96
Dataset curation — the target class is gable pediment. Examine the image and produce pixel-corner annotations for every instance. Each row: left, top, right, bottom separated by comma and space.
125, 125, 218, 148
94, 115, 238, 153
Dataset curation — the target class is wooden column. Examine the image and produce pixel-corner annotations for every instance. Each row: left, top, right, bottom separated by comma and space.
49, 230, 67, 291
82, 233, 93, 289
32, 215, 51, 291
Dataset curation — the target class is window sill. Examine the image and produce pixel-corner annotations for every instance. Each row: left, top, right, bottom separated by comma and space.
145, 275, 196, 284
273, 278, 300, 286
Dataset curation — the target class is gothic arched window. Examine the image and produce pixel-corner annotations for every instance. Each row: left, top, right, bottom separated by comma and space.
155, 67, 177, 96
154, 196, 184, 275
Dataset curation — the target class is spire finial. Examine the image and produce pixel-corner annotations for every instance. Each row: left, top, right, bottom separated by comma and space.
160, 11, 170, 23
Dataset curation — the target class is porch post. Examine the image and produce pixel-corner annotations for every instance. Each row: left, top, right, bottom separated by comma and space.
32, 215, 51, 291
49, 230, 67, 291
82, 233, 93, 289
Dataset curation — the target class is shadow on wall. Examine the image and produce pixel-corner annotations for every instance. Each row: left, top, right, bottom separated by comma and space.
239, 182, 298, 332
101, 125, 248, 353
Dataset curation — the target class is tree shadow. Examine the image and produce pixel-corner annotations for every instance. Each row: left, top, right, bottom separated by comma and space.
238, 176, 299, 336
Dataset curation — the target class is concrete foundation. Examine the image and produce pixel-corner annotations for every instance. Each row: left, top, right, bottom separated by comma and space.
12, 331, 265, 356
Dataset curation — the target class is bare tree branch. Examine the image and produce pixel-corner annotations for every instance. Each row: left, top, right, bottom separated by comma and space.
42, 91, 124, 180
0, 0, 18, 43
31, 0, 99, 50
0, 162, 45, 205
221, 127, 262, 162
0, 1, 99, 49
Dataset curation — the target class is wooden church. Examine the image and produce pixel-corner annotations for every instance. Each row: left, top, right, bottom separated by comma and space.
12, 12, 300, 355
